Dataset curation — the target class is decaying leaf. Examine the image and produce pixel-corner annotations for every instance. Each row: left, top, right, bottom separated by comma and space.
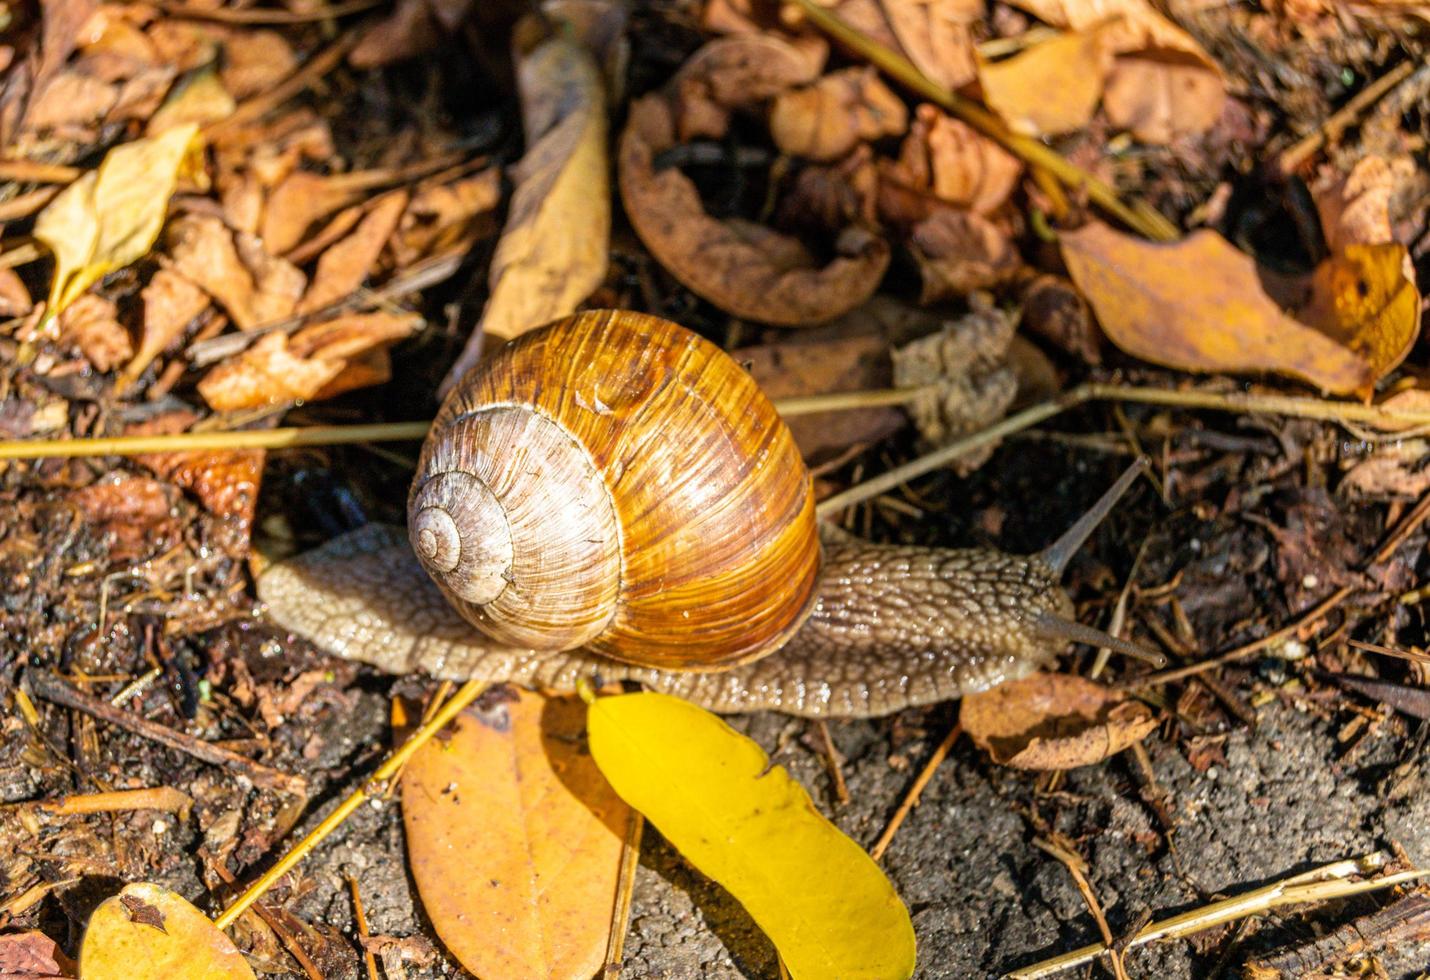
392, 167, 501, 265
908, 208, 1021, 301
130, 409, 265, 526
589, 691, 916, 977
196, 312, 417, 411
0, 268, 34, 318
961, 672, 1158, 769
1020, 273, 1103, 364
79, 882, 255, 980
121, 267, 211, 385
892, 302, 1018, 473
402, 690, 629, 978
769, 66, 907, 162
815, 0, 980, 90
977, 28, 1113, 136
1339, 441, 1430, 498
34, 122, 200, 317
1059, 221, 1420, 396
619, 38, 890, 325
1312, 154, 1418, 253
169, 214, 307, 330
57, 292, 131, 371
297, 190, 409, 314
880, 105, 1023, 217
473, 27, 608, 345
672, 32, 823, 140
0, 929, 74, 979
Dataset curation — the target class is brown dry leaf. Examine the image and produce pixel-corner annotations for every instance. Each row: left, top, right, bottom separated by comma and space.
1339, 442, 1430, 498
0, 929, 75, 978
892, 302, 1018, 472
259, 172, 362, 256
1060, 222, 1378, 395
961, 672, 1158, 769
145, 65, 234, 135
779, 146, 880, 229
392, 167, 502, 265
169, 214, 307, 330
881, 105, 1023, 217
908, 208, 1021, 301
1312, 155, 1417, 253
671, 33, 823, 141
72, 472, 180, 562
1020, 273, 1103, 364
769, 66, 907, 162
197, 312, 417, 411
0, 268, 34, 317
620, 87, 888, 324
79, 882, 255, 980
58, 292, 131, 371
121, 267, 211, 385
977, 28, 1113, 136
441, 23, 609, 391
403, 690, 629, 979
219, 29, 296, 100
1000, 0, 1224, 142
1369, 388, 1430, 433
297, 190, 409, 314
816, 0, 980, 90
23, 70, 118, 131
128, 409, 264, 527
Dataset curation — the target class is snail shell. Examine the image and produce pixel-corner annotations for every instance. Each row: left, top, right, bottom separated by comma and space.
408, 310, 820, 670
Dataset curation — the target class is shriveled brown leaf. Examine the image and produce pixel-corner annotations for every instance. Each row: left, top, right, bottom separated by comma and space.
259, 172, 361, 256
197, 312, 417, 411
977, 28, 1113, 136
392, 167, 502, 265
121, 268, 211, 385
961, 672, 1158, 769
673, 33, 823, 140
620, 85, 889, 325
0, 268, 34, 317
23, 70, 118, 131
700, 0, 832, 70
403, 691, 629, 979
1368, 388, 1430, 433
908, 208, 1021, 301
1339, 443, 1430, 499
58, 292, 131, 371
0, 929, 76, 979
459, 26, 608, 359
1060, 222, 1386, 395
769, 67, 907, 162
297, 190, 409, 314
219, 29, 296, 100
72, 472, 180, 562
1001, 0, 1225, 142
778, 145, 880, 229
314, 347, 393, 400
1312, 155, 1417, 252
892, 302, 1018, 472
129, 410, 264, 527
1020, 273, 1103, 364
169, 214, 307, 330
816, 0, 980, 90
881, 105, 1023, 217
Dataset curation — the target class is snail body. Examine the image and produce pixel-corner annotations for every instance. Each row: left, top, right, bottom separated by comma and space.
259, 311, 1152, 718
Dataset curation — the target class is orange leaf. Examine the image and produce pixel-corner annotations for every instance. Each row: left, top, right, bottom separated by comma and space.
1300, 243, 1420, 382
978, 29, 1113, 136
80, 883, 255, 980
402, 690, 631, 979
1060, 222, 1377, 395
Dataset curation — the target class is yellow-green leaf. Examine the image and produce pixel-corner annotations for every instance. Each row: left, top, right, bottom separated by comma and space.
79, 882, 254, 980
35, 123, 201, 318
403, 690, 631, 980
587, 691, 916, 979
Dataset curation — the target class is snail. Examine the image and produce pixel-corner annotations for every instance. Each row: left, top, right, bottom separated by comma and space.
258, 311, 1161, 718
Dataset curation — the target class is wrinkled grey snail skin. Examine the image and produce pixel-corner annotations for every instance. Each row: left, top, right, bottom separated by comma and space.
257, 463, 1152, 719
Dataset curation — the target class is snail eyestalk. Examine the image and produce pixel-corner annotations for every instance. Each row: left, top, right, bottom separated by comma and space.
1039, 457, 1151, 576
1029, 611, 1168, 668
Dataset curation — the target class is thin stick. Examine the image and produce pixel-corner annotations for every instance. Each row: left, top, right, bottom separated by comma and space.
813, 719, 850, 806
346, 875, 380, 980
786, 0, 1178, 243
1277, 60, 1418, 175
1032, 838, 1126, 980
1006, 854, 1427, 978
156, 0, 382, 22
870, 723, 961, 862
603, 809, 644, 977
26, 671, 306, 796
0, 159, 82, 183
213, 680, 485, 931
9, 786, 193, 817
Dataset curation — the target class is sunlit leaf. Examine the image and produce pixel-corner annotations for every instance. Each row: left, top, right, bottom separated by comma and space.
403, 690, 630, 980
35, 124, 201, 318
587, 691, 916, 979
79, 882, 254, 980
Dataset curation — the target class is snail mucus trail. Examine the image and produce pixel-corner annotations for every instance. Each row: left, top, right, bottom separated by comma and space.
258, 311, 1165, 719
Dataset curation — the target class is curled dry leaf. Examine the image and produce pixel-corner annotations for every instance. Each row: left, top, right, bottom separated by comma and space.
219, 29, 296, 100
1312, 155, 1417, 253
961, 672, 1158, 769
908, 208, 1021, 301
672, 33, 823, 140
196, 312, 417, 411
977, 28, 1113, 136
34, 122, 200, 317
619, 39, 890, 325
79, 882, 255, 980
1020, 273, 1103, 364
0, 268, 35, 318
297, 190, 409, 314
259, 172, 362, 257
1060, 221, 1422, 396
169, 214, 307, 330
1001, 0, 1225, 142
58, 292, 131, 372
816, 0, 980, 90
129, 409, 264, 527
769, 66, 907, 162
121, 267, 211, 386
880, 105, 1023, 217
402, 690, 629, 979
0, 929, 76, 979
392, 167, 501, 266
1339, 442, 1430, 499
892, 302, 1018, 473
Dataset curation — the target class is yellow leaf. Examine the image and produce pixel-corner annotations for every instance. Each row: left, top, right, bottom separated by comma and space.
1060, 222, 1380, 395
587, 691, 916, 979
1300, 242, 1420, 382
403, 690, 630, 980
978, 29, 1113, 137
79, 882, 255, 980
35, 124, 201, 317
